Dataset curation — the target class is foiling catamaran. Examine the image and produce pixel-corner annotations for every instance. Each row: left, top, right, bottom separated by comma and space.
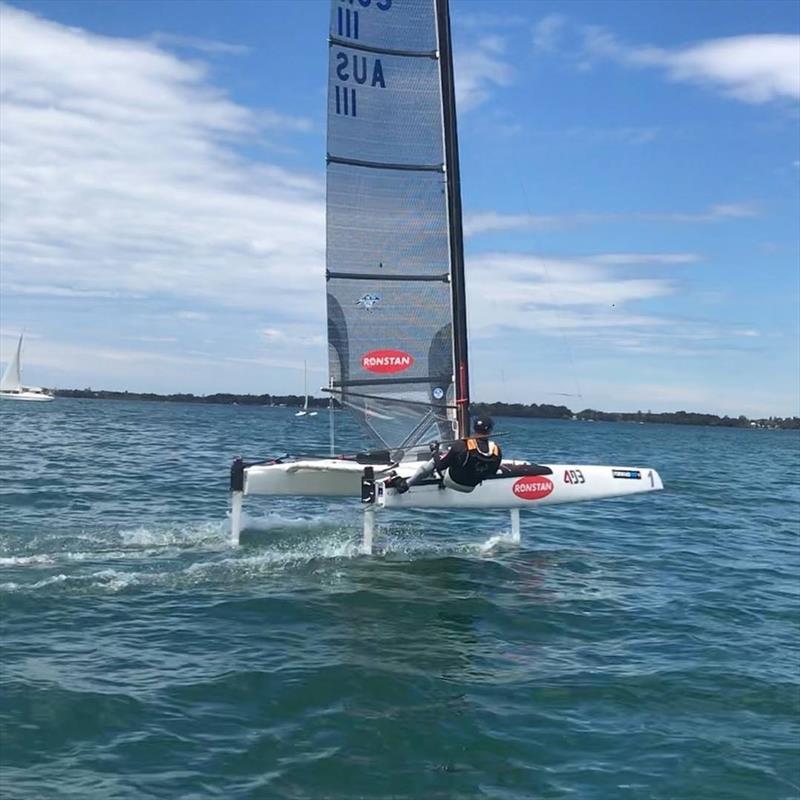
229, 0, 663, 552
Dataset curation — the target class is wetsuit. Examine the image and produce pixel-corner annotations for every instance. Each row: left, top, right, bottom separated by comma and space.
405, 437, 503, 493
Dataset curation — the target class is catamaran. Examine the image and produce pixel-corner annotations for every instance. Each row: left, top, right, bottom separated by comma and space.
0, 333, 54, 402
229, 0, 662, 551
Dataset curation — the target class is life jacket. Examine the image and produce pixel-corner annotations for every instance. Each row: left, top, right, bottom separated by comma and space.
465, 438, 500, 458
446, 438, 502, 489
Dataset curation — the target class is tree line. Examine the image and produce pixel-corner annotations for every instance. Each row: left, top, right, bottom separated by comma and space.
53, 389, 799, 429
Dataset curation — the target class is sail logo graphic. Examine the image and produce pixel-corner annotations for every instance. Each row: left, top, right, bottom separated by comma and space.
512, 476, 554, 501
361, 349, 413, 374
356, 293, 381, 311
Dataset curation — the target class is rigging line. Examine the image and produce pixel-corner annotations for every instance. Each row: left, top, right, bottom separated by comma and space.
516, 176, 584, 403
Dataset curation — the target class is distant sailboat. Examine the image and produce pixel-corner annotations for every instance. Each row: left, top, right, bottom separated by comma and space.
0, 333, 54, 402
295, 361, 317, 417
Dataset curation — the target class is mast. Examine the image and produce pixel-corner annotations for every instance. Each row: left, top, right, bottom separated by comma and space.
436, 0, 470, 438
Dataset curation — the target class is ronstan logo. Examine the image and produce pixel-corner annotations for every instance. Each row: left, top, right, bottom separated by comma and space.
512, 476, 554, 501
361, 349, 414, 374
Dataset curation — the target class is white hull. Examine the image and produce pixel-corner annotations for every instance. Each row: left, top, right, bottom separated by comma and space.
0, 390, 54, 402
244, 459, 386, 497
242, 459, 662, 506
378, 464, 662, 509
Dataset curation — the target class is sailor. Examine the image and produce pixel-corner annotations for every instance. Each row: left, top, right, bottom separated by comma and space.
393, 415, 503, 494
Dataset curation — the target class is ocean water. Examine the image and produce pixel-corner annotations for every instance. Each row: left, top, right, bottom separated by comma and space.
0, 399, 798, 800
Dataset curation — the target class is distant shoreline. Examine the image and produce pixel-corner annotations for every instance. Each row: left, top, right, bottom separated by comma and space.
49, 389, 799, 430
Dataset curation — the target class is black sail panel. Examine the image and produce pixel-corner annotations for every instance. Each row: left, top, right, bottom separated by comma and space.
326, 0, 461, 452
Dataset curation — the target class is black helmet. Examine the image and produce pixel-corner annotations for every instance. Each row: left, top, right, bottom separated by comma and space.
473, 415, 494, 435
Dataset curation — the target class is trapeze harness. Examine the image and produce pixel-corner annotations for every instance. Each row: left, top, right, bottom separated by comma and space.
439, 437, 502, 492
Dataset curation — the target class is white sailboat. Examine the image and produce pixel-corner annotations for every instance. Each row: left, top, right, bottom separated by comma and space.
295, 361, 318, 417
229, 0, 662, 551
0, 333, 54, 402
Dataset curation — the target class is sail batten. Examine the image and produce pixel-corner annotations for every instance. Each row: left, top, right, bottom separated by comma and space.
327, 271, 449, 282
326, 0, 467, 453
327, 154, 443, 172
329, 36, 438, 59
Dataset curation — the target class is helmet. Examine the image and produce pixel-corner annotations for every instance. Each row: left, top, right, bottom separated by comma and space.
472, 415, 494, 435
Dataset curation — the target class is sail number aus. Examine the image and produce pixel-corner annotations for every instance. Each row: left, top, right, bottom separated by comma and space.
336, 1, 393, 42
334, 53, 386, 118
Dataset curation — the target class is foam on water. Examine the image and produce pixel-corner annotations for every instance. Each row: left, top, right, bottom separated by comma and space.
0, 511, 528, 596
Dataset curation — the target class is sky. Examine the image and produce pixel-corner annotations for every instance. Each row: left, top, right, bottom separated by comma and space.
0, 0, 798, 418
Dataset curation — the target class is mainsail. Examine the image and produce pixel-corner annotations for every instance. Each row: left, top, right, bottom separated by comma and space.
326, 0, 470, 454
0, 334, 23, 392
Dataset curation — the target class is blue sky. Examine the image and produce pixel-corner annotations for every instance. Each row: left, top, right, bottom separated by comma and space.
1, 0, 798, 417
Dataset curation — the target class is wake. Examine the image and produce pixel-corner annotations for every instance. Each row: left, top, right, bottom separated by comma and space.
0, 511, 521, 595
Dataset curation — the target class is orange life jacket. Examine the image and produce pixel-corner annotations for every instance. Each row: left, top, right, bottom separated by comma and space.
446, 438, 502, 487
465, 438, 500, 458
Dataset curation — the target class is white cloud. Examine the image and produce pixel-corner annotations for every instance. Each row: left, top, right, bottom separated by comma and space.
149, 32, 251, 56
533, 14, 567, 53
645, 203, 759, 222
464, 204, 758, 236
581, 26, 800, 104
455, 36, 514, 111
176, 311, 209, 321
638, 35, 800, 104
261, 327, 285, 340
0, 4, 323, 321
463, 211, 567, 236
465, 252, 674, 339
588, 253, 701, 266
462, 251, 767, 363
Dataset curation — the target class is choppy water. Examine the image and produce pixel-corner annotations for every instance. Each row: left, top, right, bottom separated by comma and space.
1, 399, 798, 799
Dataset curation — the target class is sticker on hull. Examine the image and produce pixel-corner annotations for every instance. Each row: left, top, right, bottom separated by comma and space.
512, 476, 554, 500
612, 469, 641, 480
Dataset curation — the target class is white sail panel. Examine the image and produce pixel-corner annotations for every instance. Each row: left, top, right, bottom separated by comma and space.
0, 335, 23, 392
326, 0, 457, 452
329, 0, 437, 53
327, 50, 443, 166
